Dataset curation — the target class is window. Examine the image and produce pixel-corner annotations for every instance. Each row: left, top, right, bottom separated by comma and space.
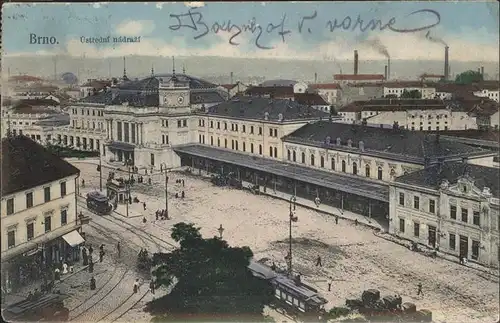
27, 222, 34, 241
242, 142, 246, 151
44, 216, 52, 232
182, 120, 187, 127
471, 240, 480, 260
399, 218, 405, 233
399, 193, 405, 206
250, 126, 254, 134
269, 128, 273, 136
60, 182, 67, 197
413, 222, 420, 237
232, 140, 235, 150
235, 124, 238, 132
269, 146, 273, 157
352, 162, 358, 175
61, 209, 68, 225
301, 152, 305, 163
461, 208, 468, 223
210, 136, 214, 145
331, 159, 335, 170
287, 150, 291, 160
8, 230, 15, 248
224, 139, 228, 148
258, 127, 262, 135
259, 145, 262, 155
310, 154, 315, 166
242, 125, 246, 133
26, 192, 34, 208
274, 147, 277, 157
224, 122, 228, 130
377, 167, 383, 180
6, 198, 14, 215
274, 129, 278, 137
210, 121, 214, 128
414, 196, 420, 209
429, 200, 435, 214
217, 138, 220, 147
177, 120, 182, 128
217, 121, 220, 129
473, 211, 480, 226
341, 160, 346, 172
250, 143, 254, 153
235, 141, 239, 150
449, 233, 456, 250
320, 156, 324, 168
231, 124, 234, 131
450, 205, 457, 219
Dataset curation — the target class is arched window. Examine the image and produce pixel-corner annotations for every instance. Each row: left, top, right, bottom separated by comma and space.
320, 156, 325, 168
217, 138, 220, 147
353, 162, 358, 175
331, 158, 335, 170
378, 166, 383, 180
269, 146, 273, 157
342, 160, 346, 172
259, 144, 262, 155
365, 164, 371, 177
310, 154, 315, 166
293, 151, 296, 162
210, 136, 214, 145
274, 147, 278, 157
235, 140, 239, 150
301, 152, 306, 163
287, 149, 291, 160
224, 139, 227, 148
250, 143, 254, 153
242, 142, 246, 151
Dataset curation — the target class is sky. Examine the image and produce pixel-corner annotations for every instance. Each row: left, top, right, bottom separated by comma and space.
2, 1, 499, 63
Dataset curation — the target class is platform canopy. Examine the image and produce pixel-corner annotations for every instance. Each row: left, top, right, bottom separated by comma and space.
62, 230, 85, 247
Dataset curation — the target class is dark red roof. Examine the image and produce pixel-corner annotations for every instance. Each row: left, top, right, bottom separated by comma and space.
9, 75, 44, 82
294, 93, 329, 106
220, 84, 235, 90
475, 81, 499, 91
334, 74, 385, 81
310, 83, 341, 90
435, 83, 480, 93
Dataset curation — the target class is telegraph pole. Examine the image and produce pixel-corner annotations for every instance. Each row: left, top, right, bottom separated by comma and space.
99, 151, 103, 191
288, 195, 298, 276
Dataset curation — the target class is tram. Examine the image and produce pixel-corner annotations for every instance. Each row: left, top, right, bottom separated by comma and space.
248, 260, 328, 321
86, 191, 112, 215
2, 293, 69, 322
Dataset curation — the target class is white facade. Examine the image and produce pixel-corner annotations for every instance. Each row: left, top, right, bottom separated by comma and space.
1, 174, 79, 259
473, 89, 500, 102
389, 176, 499, 267
384, 86, 436, 99
293, 82, 309, 94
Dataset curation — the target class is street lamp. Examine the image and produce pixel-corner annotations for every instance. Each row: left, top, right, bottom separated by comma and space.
96, 149, 103, 191
125, 159, 133, 217
161, 163, 170, 219
288, 195, 298, 276
218, 224, 224, 239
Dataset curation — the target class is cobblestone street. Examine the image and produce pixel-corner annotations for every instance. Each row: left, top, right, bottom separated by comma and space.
72, 160, 500, 323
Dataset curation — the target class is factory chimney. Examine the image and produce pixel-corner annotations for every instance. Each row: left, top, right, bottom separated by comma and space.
230, 72, 234, 85
387, 58, 391, 80
481, 66, 484, 78
354, 50, 359, 75
384, 65, 388, 80
314, 72, 318, 83
444, 46, 449, 81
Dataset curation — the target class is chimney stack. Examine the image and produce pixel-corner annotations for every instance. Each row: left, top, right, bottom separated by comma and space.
387, 58, 391, 80
444, 46, 449, 81
230, 72, 234, 85
314, 72, 318, 83
354, 50, 359, 75
481, 66, 484, 78
384, 65, 388, 80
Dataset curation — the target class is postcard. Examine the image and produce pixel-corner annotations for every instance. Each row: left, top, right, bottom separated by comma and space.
1, 2, 499, 323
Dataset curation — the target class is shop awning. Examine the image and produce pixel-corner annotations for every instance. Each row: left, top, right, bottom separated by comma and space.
62, 230, 85, 247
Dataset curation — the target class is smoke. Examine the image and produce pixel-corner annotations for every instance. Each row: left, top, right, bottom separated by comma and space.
363, 37, 390, 59
425, 31, 448, 46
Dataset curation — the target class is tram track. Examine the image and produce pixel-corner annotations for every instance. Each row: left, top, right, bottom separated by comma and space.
97, 286, 149, 323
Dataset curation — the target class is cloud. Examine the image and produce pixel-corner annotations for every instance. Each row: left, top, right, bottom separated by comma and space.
4, 30, 499, 63
115, 20, 155, 36
184, 2, 205, 8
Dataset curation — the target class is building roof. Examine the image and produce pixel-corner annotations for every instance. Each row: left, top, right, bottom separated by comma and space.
13, 99, 60, 107
220, 84, 235, 90
446, 96, 499, 115
340, 99, 446, 113
79, 90, 113, 104
124, 74, 217, 90
475, 80, 499, 91
9, 75, 44, 83
310, 83, 341, 90
294, 93, 329, 106
260, 79, 297, 87
81, 79, 111, 89
190, 92, 225, 104
204, 97, 329, 121
14, 85, 59, 93
1, 136, 80, 196
383, 81, 434, 88
334, 74, 385, 81
283, 121, 488, 163
395, 162, 500, 198
435, 83, 480, 93
10, 105, 60, 115
245, 86, 294, 97
440, 130, 500, 142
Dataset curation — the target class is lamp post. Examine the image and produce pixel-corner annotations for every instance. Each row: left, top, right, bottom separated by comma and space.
97, 150, 103, 192
162, 163, 170, 218
218, 224, 224, 239
288, 195, 298, 276
125, 159, 132, 217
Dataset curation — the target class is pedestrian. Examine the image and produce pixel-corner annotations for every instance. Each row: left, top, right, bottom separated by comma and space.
100, 244, 105, 252
143, 202, 146, 210
155, 212, 159, 221
54, 267, 61, 281
149, 280, 155, 294
133, 279, 140, 293
117, 242, 121, 258
181, 191, 185, 199
315, 255, 322, 267
90, 276, 96, 290
99, 250, 105, 263
88, 259, 94, 273
417, 282, 423, 296
175, 193, 179, 198
182, 179, 185, 187
148, 178, 152, 185
88, 244, 94, 256
62, 263, 68, 274
27, 291, 34, 301
143, 217, 147, 224
328, 278, 332, 292
335, 215, 339, 224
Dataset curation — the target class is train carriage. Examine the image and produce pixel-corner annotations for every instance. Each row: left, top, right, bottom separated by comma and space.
86, 191, 112, 215
2, 293, 69, 322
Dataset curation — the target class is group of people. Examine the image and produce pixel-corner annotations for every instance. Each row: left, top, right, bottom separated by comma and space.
155, 209, 169, 220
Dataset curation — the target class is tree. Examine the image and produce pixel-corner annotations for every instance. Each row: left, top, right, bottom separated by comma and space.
147, 222, 275, 322
400, 89, 422, 99
455, 70, 483, 84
